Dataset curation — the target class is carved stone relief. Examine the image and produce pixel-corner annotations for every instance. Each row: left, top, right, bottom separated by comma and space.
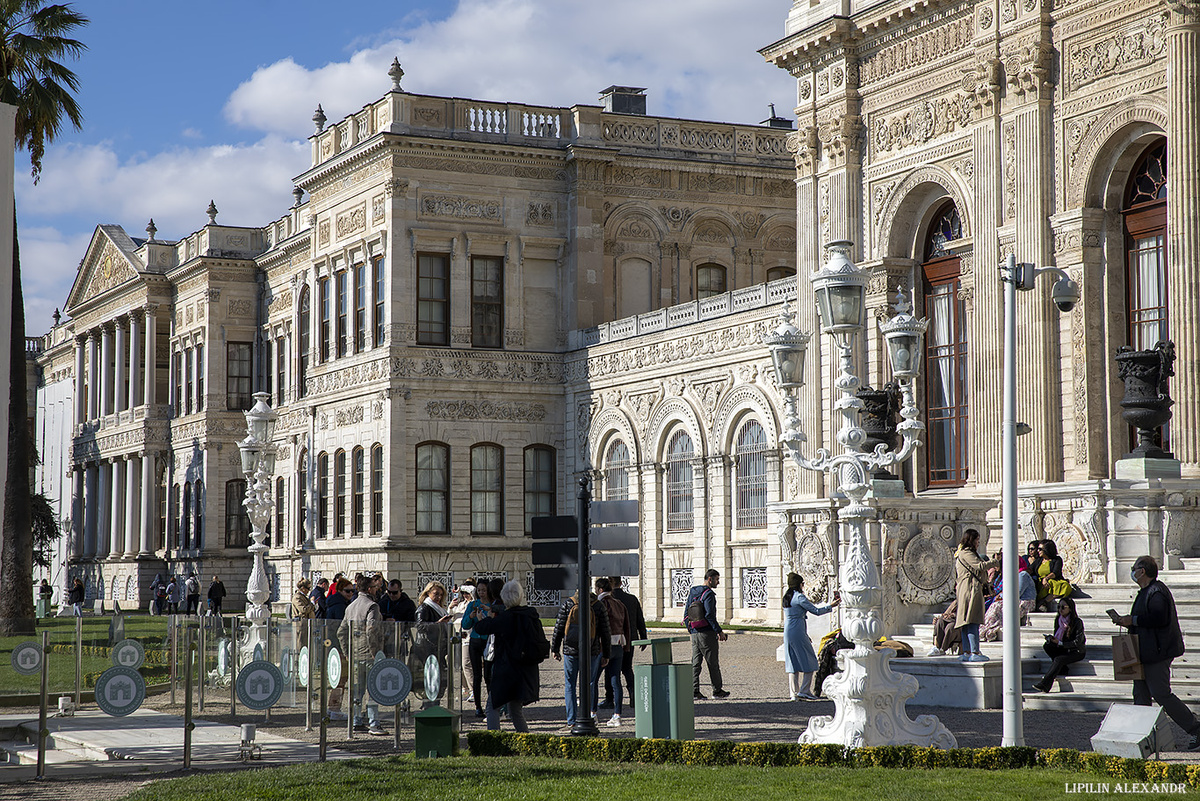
794, 519, 836, 603
894, 523, 957, 604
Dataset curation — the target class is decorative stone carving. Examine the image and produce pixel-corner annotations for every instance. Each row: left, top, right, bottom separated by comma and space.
425, 400, 547, 421
420, 194, 502, 222
1065, 13, 1168, 93
228, 298, 253, 318
795, 520, 835, 603
1044, 520, 1105, 585
859, 16, 974, 86
526, 202, 554, 226
895, 524, 957, 604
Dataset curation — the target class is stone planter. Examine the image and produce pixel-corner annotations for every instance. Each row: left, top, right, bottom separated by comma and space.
1115, 339, 1175, 460
857, 383, 899, 480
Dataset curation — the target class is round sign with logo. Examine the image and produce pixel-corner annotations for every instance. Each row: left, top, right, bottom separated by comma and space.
279, 647, 293, 682
326, 647, 342, 688
424, 654, 441, 700
217, 637, 231, 676
366, 658, 412, 706
11, 641, 42, 675
236, 659, 283, 710
111, 638, 145, 669
95, 666, 146, 716
297, 646, 309, 688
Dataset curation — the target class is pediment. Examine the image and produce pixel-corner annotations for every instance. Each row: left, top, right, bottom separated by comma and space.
66, 226, 146, 311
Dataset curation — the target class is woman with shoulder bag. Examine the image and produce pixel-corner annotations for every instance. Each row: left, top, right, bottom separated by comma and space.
473, 580, 542, 732
954, 528, 1000, 663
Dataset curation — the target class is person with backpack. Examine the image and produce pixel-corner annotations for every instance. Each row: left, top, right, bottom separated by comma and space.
596, 577, 633, 727
473, 580, 547, 732
165, 575, 181, 615
685, 569, 729, 700
185, 573, 201, 615
551, 586, 611, 730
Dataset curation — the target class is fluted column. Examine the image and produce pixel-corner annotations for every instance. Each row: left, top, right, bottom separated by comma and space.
85, 462, 99, 558
143, 304, 158, 407
97, 459, 113, 558
140, 453, 156, 555
129, 311, 142, 408
110, 457, 125, 556
1166, 1, 1200, 469
87, 332, 99, 420
71, 467, 85, 558
74, 337, 86, 425
114, 319, 127, 413
124, 457, 139, 557
100, 324, 115, 416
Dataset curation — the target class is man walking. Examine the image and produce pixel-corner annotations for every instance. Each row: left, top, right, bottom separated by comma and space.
185, 573, 201, 615
551, 587, 611, 729
208, 575, 227, 617
685, 569, 729, 700
339, 575, 388, 736
596, 578, 632, 727
600, 576, 647, 710
1109, 555, 1200, 750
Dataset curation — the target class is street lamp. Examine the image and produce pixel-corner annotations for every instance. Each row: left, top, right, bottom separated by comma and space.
766, 241, 954, 748
238, 391, 279, 659
998, 253, 1079, 746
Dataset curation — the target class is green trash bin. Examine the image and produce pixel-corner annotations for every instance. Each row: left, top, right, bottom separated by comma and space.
413, 705, 460, 758
36, 598, 50, 618
632, 635, 694, 740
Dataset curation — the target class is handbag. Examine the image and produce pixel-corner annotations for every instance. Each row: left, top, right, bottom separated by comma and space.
483, 634, 496, 662
1112, 632, 1143, 681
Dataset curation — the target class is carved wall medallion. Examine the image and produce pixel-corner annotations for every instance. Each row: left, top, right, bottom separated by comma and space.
896, 523, 957, 604
795, 522, 835, 603
227, 298, 253, 318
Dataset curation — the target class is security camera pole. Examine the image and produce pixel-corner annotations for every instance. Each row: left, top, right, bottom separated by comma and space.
998, 254, 1079, 747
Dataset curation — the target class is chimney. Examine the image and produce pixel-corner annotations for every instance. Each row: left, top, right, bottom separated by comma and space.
761, 103, 793, 130
600, 86, 647, 115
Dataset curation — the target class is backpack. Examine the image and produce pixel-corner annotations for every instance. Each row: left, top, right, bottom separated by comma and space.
517, 614, 551, 665
564, 597, 597, 645
186, 577, 199, 595
687, 588, 713, 631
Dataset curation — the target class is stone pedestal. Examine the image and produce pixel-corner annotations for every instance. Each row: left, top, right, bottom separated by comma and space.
1115, 458, 1182, 481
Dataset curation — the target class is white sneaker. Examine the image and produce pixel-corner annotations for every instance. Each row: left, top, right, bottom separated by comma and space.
925, 647, 944, 657
959, 653, 971, 662
971, 654, 990, 663
606, 714, 621, 727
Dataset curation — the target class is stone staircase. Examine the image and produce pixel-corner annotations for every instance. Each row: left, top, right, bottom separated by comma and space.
900, 569, 1200, 712
0, 718, 120, 766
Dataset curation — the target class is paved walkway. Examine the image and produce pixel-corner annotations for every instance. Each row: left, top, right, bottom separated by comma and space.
2, 629, 1196, 800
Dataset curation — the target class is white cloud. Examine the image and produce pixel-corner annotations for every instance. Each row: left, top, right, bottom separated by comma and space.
224, 0, 795, 138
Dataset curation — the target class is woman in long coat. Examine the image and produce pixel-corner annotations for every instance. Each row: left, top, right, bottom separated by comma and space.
955, 528, 1000, 662
473, 579, 541, 732
782, 573, 839, 700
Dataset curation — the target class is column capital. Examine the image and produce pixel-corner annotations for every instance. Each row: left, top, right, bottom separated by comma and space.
143, 302, 160, 316
1165, 0, 1200, 24
100, 321, 116, 335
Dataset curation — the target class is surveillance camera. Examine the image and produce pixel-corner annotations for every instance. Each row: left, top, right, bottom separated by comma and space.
1051, 277, 1080, 313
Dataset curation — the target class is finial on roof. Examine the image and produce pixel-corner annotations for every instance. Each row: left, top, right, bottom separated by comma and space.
52, 308, 61, 326
206, 200, 218, 224
293, 186, 304, 207
389, 58, 404, 92
146, 218, 157, 241
313, 104, 327, 133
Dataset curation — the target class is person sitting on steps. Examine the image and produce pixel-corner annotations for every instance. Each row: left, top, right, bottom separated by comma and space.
1032, 597, 1086, 693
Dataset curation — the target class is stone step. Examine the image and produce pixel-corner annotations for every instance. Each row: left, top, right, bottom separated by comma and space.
0, 740, 91, 766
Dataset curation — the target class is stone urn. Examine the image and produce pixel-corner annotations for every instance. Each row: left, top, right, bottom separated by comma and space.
857, 383, 899, 480
1115, 339, 1175, 460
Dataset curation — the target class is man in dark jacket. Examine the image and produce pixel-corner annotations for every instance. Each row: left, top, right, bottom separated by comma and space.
685, 569, 729, 700
380, 579, 417, 622
207, 576, 227, 616
1110, 555, 1200, 750
310, 577, 329, 618
600, 576, 647, 709
551, 589, 611, 729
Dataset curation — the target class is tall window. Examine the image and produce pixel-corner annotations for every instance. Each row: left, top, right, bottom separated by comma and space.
195, 344, 204, 411
170, 483, 180, 549
471, 444, 503, 535
524, 445, 555, 534
923, 202, 969, 487
297, 449, 308, 543
373, 256, 386, 347
263, 342, 273, 400
766, 266, 795, 282
417, 254, 450, 345
336, 270, 349, 357
665, 430, 695, 532
274, 477, 285, 548
181, 482, 192, 549
193, 479, 204, 550
298, 285, 311, 397
604, 440, 631, 501
317, 452, 329, 539
416, 442, 449, 534
225, 479, 250, 548
334, 449, 347, 537
226, 342, 253, 410
471, 255, 503, 348
275, 338, 285, 406
697, 263, 727, 299
371, 443, 384, 536
172, 351, 182, 413
734, 419, 769, 528
319, 276, 331, 361
355, 262, 367, 352
352, 446, 365, 536
184, 349, 193, 414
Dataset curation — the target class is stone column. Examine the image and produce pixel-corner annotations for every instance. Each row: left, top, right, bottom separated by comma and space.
140, 453, 157, 555
96, 461, 111, 558
84, 463, 98, 557
1166, 0, 1200, 470
144, 304, 158, 407
88, 332, 99, 420
74, 337, 86, 425
107, 458, 122, 557
100, 324, 114, 416
71, 467, 85, 558
114, 318, 127, 413
129, 311, 142, 409
124, 457, 140, 557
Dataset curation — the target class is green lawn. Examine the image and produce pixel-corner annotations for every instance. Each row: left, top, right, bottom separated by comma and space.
120, 755, 1124, 801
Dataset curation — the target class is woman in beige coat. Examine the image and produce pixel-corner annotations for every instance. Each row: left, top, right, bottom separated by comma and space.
954, 528, 1000, 662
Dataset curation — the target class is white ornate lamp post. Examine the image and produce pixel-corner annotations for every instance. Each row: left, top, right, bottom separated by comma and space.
238, 391, 278, 659
766, 241, 954, 749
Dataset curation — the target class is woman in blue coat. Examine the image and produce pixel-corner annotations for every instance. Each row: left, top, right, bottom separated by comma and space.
783, 573, 839, 700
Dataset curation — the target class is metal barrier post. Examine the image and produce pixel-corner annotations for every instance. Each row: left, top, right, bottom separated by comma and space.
197, 620, 206, 712
448, 626, 459, 713
229, 616, 238, 716
346, 622, 354, 739
305, 619, 313, 732
393, 621, 401, 752
170, 615, 178, 705
74, 616, 82, 706
318, 628, 328, 762
183, 630, 194, 770
37, 631, 49, 779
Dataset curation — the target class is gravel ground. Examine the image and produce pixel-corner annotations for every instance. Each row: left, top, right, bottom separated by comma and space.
0, 629, 1156, 800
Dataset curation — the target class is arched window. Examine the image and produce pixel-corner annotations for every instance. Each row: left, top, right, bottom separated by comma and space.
352, 446, 365, 536
696, 263, 727, 299
193, 479, 204, 550
297, 449, 308, 542
225, 479, 250, 548
471, 443, 503, 535
334, 449, 347, 537
416, 442, 449, 535
371, 443, 384, 536
317, 452, 329, 539
665, 430, 694, 532
298, 285, 311, 398
524, 445, 555, 534
766, 266, 795, 282
181, 482, 192, 549
734, 419, 769, 528
604, 440, 631, 501
922, 202, 969, 487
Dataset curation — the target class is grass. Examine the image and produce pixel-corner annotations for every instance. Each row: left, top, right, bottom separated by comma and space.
119, 755, 1123, 801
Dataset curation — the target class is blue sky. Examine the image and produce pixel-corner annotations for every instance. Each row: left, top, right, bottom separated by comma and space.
16, 0, 796, 332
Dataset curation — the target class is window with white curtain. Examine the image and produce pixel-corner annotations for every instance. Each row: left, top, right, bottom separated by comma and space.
922, 202, 968, 487
664, 430, 694, 532
604, 439, 631, 501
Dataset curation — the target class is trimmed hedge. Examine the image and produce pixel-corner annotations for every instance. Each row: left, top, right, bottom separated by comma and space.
466, 730, 1198, 787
